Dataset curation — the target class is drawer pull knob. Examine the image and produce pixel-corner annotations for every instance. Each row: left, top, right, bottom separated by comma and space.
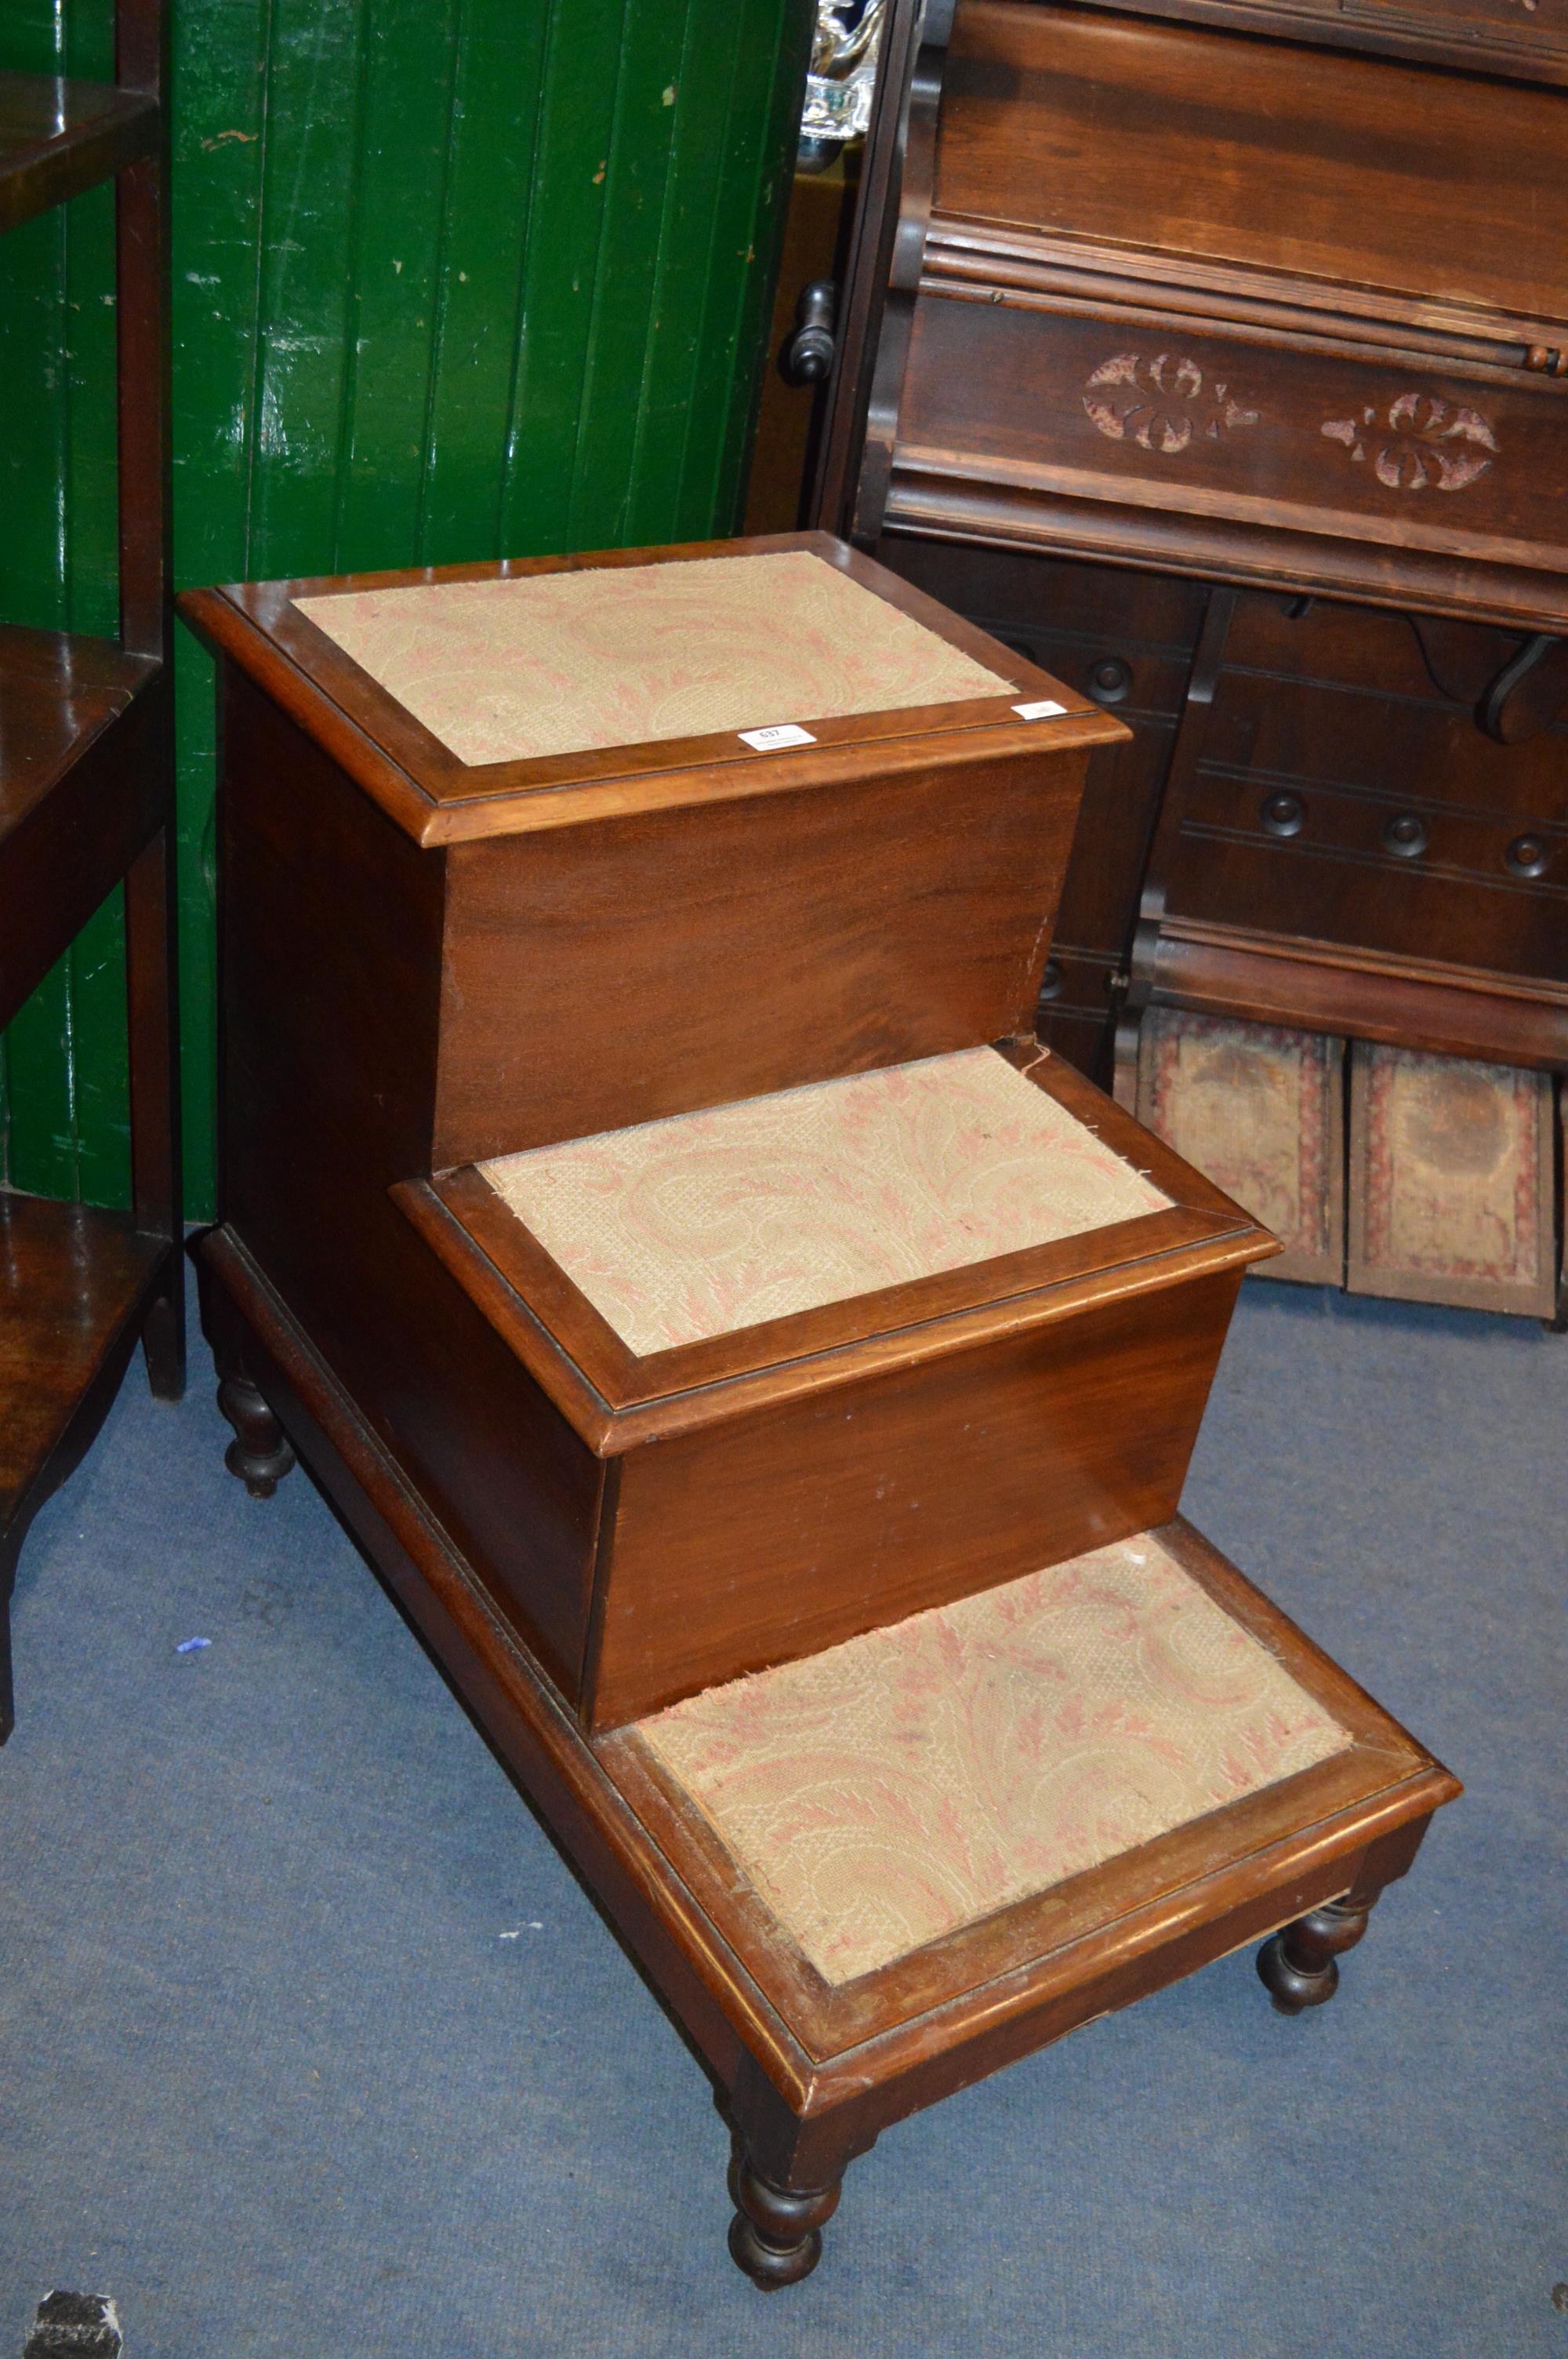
1261, 791, 1305, 838
1505, 833, 1549, 879
1087, 656, 1132, 704
780, 280, 837, 386
1038, 959, 1063, 1001
1383, 812, 1428, 858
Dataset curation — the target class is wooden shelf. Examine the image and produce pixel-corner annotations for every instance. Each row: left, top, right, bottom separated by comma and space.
0, 67, 157, 232
0, 623, 158, 849
0, 627, 164, 1039
0, 1192, 165, 1532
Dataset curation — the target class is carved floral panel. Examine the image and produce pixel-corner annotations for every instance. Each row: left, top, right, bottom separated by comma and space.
1320, 392, 1500, 492
1082, 352, 1260, 455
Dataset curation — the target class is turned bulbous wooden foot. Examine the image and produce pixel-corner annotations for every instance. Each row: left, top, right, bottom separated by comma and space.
727, 2142, 840, 2289
216, 1374, 296, 1499
1258, 1896, 1373, 2015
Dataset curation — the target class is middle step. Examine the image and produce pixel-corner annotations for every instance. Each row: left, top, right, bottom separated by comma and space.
394, 1043, 1276, 1730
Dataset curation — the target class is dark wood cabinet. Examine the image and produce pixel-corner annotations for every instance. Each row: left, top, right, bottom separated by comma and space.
0, 0, 183, 1741
813, 0, 1568, 1320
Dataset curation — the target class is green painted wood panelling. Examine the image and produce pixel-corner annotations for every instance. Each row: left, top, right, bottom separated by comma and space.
0, 0, 811, 1218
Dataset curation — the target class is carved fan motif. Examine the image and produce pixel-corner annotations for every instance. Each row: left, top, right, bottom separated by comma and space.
1082, 353, 1260, 455
1321, 393, 1499, 492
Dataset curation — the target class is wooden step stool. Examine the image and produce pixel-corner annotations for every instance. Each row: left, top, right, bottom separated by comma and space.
181, 533, 1458, 2289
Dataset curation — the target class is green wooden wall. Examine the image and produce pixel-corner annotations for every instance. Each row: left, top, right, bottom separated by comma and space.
0, 0, 811, 1219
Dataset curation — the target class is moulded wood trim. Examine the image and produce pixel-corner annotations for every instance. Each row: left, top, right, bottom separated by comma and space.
1151, 921, 1568, 1069
182, 536, 1127, 848
923, 219, 1568, 359
881, 478, 1568, 635
430, 1162, 1254, 1413
179, 586, 439, 845
894, 442, 1568, 577
921, 267, 1531, 389
395, 1168, 1269, 1453
1051, 0, 1568, 88
392, 1050, 1275, 1451
389, 1176, 620, 1452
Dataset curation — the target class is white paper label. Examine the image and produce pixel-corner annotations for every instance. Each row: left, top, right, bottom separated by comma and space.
739, 722, 817, 751
1011, 699, 1069, 721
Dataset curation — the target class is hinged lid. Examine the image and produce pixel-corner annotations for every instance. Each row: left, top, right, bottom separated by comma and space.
183, 531, 1120, 846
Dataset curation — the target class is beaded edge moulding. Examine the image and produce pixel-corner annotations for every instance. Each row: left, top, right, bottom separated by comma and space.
294, 549, 1012, 766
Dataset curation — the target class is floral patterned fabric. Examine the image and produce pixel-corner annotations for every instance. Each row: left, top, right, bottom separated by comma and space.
295, 550, 1010, 765
636, 1535, 1351, 1985
1137, 1009, 1342, 1282
1350, 1043, 1553, 1313
479, 1049, 1171, 1355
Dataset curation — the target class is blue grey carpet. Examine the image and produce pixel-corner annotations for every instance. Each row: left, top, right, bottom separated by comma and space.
2, 1281, 1563, 2357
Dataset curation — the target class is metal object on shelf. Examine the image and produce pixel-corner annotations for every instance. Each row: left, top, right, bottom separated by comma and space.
800, 0, 886, 164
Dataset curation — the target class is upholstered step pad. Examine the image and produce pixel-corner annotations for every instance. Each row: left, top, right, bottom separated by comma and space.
479, 1047, 1171, 1355
296, 547, 1010, 766
632, 1530, 1351, 1986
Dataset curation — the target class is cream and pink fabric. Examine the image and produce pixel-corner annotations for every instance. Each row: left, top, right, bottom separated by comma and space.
479, 1049, 1171, 1355
1350, 1042, 1553, 1312
296, 550, 1010, 765
635, 1533, 1351, 1984
1137, 1008, 1344, 1283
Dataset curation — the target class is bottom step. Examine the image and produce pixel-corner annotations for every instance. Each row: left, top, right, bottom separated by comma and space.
598, 1516, 1457, 2071
624, 1527, 1359, 1989
200, 1228, 1462, 2291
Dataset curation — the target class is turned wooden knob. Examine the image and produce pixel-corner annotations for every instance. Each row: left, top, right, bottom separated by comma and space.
1382, 811, 1428, 858
1505, 833, 1548, 879
1261, 790, 1305, 838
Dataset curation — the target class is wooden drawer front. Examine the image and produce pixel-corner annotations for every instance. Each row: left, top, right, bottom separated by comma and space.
897, 293, 1568, 578
1171, 765, 1568, 984
940, 5, 1568, 313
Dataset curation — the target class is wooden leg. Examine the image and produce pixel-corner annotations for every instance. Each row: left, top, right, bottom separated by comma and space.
717, 2070, 871, 2292
199, 1245, 296, 1497
215, 1372, 296, 1499
1257, 1896, 1374, 2015
125, 823, 185, 1402
140, 1287, 185, 1402
726, 2128, 844, 2290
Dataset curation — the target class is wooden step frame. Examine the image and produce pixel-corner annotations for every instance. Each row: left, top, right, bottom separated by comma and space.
195, 1224, 1459, 2290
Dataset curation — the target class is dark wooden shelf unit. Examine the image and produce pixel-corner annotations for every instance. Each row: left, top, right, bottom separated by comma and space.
0, 0, 183, 1743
